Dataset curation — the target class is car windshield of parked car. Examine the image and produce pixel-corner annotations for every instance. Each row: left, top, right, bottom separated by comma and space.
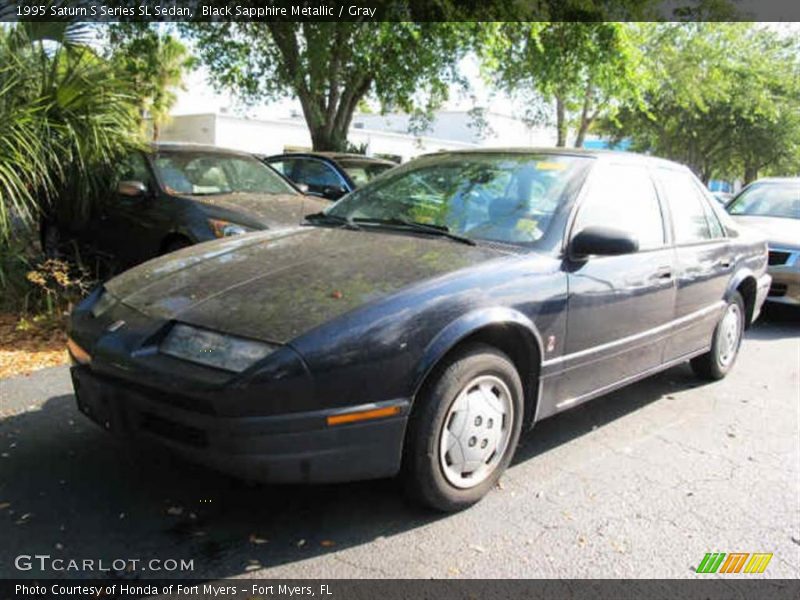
727, 182, 800, 219
153, 151, 297, 196
326, 154, 590, 245
338, 159, 395, 186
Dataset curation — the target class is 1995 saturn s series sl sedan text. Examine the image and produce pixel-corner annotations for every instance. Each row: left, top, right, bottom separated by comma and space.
67, 149, 771, 511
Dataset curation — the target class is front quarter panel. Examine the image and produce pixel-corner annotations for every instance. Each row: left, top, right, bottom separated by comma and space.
287, 252, 567, 412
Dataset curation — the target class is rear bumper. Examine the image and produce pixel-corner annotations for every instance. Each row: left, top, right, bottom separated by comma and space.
71, 366, 409, 484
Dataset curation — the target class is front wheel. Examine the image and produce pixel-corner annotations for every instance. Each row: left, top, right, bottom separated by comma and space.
691, 292, 745, 380
403, 343, 524, 512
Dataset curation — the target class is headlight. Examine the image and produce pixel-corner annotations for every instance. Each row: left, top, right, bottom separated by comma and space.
160, 323, 277, 372
209, 219, 251, 238
90, 289, 117, 318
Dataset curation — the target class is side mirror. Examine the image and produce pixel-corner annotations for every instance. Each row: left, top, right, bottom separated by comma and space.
295, 182, 310, 194
117, 180, 148, 198
322, 184, 347, 200
570, 226, 639, 258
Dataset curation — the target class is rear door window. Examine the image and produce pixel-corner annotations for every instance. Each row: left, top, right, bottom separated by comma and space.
657, 170, 716, 244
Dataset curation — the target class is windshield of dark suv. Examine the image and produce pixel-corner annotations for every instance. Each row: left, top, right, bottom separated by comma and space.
325, 153, 591, 245
727, 181, 800, 219
153, 151, 297, 196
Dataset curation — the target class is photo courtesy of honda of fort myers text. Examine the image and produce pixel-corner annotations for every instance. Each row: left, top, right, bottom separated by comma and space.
1, 0, 799, 599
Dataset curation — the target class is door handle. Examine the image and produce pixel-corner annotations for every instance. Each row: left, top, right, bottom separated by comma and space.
718, 260, 732, 269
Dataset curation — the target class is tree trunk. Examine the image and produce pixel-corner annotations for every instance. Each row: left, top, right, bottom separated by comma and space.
555, 95, 567, 147
744, 163, 758, 185
574, 82, 595, 148
152, 120, 160, 142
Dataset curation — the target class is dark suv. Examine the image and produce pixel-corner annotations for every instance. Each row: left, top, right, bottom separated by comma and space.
43, 143, 326, 269
263, 152, 396, 200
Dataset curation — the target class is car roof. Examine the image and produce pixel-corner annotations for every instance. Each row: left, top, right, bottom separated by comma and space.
264, 152, 396, 165
424, 147, 686, 169
150, 142, 254, 158
747, 177, 800, 184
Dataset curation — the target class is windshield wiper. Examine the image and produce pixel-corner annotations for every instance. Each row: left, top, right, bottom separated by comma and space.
353, 217, 476, 246
304, 212, 361, 230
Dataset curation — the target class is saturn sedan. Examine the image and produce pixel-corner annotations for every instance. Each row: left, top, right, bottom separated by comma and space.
67, 149, 770, 511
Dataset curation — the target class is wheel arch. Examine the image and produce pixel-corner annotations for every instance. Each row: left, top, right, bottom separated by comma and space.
727, 269, 758, 328
412, 308, 543, 429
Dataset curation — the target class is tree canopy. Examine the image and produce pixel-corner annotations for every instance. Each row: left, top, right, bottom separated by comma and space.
483, 22, 647, 147
183, 21, 477, 151
599, 23, 800, 183
108, 24, 195, 141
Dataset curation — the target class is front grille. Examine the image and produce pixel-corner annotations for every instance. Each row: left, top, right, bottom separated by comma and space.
769, 283, 787, 297
140, 412, 208, 448
768, 251, 791, 266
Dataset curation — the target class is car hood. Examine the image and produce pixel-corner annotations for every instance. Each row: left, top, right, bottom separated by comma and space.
731, 215, 800, 248
105, 227, 510, 343
190, 192, 328, 228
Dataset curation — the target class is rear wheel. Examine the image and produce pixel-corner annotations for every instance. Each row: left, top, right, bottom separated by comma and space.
403, 343, 524, 512
691, 292, 745, 380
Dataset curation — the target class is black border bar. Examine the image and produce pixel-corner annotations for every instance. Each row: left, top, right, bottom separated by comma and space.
3, 579, 800, 600
3, 0, 800, 22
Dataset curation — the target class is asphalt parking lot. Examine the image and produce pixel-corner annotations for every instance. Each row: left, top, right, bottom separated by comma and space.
0, 307, 798, 580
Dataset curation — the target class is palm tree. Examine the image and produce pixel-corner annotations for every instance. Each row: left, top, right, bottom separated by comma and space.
0, 22, 143, 248
109, 26, 194, 141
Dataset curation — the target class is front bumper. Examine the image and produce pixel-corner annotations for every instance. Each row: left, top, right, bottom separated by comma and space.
766, 251, 800, 306
71, 366, 409, 484
754, 272, 772, 320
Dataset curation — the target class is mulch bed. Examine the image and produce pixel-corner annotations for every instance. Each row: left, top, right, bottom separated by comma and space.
0, 313, 68, 379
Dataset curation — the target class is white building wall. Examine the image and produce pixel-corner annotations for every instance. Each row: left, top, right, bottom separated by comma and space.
352, 111, 556, 148
157, 114, 217, 145
158, 113, 477, 162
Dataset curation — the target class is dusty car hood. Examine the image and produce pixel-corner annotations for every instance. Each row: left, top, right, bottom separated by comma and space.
105, 227, 509, 343
731, 215, 800, 248
191, 192, 328, 228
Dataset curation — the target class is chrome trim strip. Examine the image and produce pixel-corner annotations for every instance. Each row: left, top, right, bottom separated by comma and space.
542, 301, 725, 370
554, 346, 710, 411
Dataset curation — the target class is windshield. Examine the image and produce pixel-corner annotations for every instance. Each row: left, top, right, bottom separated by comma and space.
326, 153, 591, 245
338, 160, 395, 186
153, 151, 297, 196
727, 182, 800, 219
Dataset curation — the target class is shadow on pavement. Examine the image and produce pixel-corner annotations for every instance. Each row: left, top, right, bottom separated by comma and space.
747, 303, 800, 340
0, 319, 788, 579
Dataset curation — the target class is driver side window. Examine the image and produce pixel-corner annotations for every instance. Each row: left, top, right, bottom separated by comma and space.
573, 164, 665, 251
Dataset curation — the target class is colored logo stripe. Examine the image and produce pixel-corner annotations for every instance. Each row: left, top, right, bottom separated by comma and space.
720, 553, 749, 573
697, 553, 726, 573
696, 552, 773, 574
744, 553, 773, 573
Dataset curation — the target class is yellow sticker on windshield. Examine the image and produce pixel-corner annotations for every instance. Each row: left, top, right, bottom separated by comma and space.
515, 219, 540, 234
535, 161, 566, 171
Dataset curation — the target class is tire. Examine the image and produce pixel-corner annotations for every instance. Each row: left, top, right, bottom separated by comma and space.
403, 343, 524, 512
691, 292, 746, 380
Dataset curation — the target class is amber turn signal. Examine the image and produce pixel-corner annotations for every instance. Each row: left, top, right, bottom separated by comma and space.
67, 337, 91, 365
326, 405, 401, 426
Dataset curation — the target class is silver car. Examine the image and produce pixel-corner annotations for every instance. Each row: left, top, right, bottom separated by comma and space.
728, 178, 800, 306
